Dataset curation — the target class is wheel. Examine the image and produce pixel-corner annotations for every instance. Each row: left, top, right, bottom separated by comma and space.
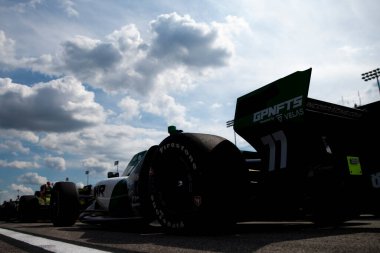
305, 167, 353, 227
50, 182, 79, 226
18, 195, 39, 222
149, 133, 249, 232
2, 201, 18, 221
309, 196, 349, 227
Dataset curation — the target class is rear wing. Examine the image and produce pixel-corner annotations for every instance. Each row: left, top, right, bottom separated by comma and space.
234, 68, 312, 134
233, 68, 378, 175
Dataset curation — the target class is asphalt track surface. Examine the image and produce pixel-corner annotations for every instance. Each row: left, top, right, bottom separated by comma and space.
1, 216, 380, 253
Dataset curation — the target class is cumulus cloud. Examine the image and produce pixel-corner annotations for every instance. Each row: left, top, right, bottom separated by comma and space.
0, 13, 239, 130
0, 140, 30, 154
0, 77, 106, 132
10, 183, 34, 195
0, 12, 242, 183
0, 30, 16, 67
0, 129, 39, 143
26, 12, 234, 96
141, 93, 191, 127
61, 36, 123, 80
81, 157, 111, 175
106, 24, 146, 54
17, 172, 47, 185
57, 27, 146, 94
118, 92, 191, 127
44, 156, 66, 171
148, 13, 231, 67
0, 160, 39, 169
39, 124, 167, 173
118, 96, 141, 120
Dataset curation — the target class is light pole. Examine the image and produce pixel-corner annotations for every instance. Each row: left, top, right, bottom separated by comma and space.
85, 170, 89, 185
114, 161, 119, 174
226, 119, 236, 145
361, 68, 380, 95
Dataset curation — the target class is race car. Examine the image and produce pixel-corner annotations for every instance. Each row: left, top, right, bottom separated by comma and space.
0, 199, 18, 221
15, 183, 53, 222
50, 68, 380, 231
50, 147, 158, 227
0, 182, 93, 224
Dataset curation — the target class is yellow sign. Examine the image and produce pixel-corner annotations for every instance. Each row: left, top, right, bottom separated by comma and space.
347, 156, 362, 175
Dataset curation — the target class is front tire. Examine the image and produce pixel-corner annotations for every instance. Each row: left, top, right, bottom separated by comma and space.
50, 182, 79, 226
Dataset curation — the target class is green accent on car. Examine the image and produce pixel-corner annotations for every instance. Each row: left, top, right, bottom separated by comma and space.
347, 156, 362, 175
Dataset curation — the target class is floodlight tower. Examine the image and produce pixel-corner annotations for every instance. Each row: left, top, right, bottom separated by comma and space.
361, 68, 380, 95
85, 170, 89, 185
226, 120, 236, 145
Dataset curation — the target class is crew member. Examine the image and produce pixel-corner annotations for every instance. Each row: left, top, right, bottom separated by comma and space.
40, 182, 52, 204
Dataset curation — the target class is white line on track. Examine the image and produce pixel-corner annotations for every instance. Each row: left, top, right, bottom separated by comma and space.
0, 228, 111, 253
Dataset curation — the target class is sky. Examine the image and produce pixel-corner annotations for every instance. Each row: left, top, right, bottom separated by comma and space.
0, 0, 379, 203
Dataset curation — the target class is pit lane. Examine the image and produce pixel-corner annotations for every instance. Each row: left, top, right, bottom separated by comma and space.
1, 216, 380, 253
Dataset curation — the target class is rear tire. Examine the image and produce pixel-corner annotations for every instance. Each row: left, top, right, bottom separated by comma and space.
18, 195, 39, 222
50, 182, 79, 226
306, 168, 353, 227
149, 133, 248, 232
